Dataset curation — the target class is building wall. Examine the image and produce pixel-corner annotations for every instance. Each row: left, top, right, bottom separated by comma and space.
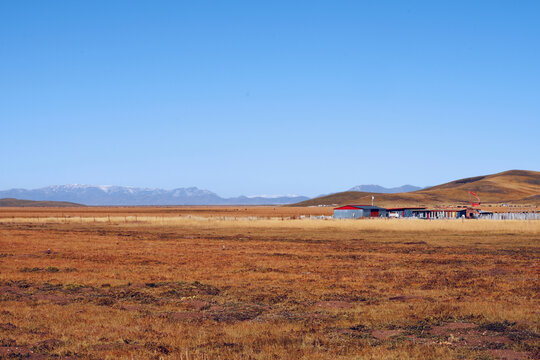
411, 210, 467, 219
360, 207, 387, 217
376, 209, 388, 217
404, 209, 416, 217
389, 209, 420, 218
334, 209, 364, 219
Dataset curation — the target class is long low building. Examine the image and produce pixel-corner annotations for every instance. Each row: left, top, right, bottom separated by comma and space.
387, 207, 428, 218
334, 205, 473, 219
411, 208, 468, 219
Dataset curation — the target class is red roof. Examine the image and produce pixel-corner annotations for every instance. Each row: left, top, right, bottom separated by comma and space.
334, 205, 384, 210
334, 205, 364, 210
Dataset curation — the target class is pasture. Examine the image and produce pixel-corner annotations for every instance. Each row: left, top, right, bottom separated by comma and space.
0, 207, 538, 359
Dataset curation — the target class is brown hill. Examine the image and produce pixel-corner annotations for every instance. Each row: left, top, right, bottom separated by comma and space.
0, 198, 84, 207
294, 170, 540, 207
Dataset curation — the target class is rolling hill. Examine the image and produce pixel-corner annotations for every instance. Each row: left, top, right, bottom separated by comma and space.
0, 198, 84, 207
294, 170, 540, 207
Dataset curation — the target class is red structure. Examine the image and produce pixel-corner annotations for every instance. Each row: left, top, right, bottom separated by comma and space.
334, 205, 369, 210
469, 191, 481, 207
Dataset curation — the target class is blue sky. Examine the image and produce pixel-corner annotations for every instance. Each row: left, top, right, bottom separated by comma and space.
1, 1, 538, 197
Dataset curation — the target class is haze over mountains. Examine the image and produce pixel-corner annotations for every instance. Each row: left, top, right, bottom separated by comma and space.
348, 185, 423, 193
0, 185, 309, 206
0, 183, 424, 206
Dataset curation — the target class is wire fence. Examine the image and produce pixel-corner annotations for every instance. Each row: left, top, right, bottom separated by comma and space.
479, 213, 540, 220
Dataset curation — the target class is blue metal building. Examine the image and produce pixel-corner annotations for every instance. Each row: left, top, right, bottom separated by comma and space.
333, 205, 388, 219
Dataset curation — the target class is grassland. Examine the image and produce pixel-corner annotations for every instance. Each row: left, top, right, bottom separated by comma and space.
0, 207, 538, 359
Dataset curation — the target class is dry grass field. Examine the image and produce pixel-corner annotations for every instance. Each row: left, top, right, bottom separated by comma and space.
0, 206, 334, 220
0, 207, 538, 359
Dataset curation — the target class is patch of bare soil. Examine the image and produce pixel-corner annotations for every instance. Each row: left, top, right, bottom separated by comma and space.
159, 302, 270, 323
0, 339, 74, 359
430, 322, 478, 336
371, 330, 403, 340
348, 321, 536, 359
0, 280, 220, 307
426, 321, 525, 350
0, 345, 47, 359
460, 333, 513, 346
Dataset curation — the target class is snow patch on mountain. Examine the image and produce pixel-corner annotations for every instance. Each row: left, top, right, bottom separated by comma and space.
246, 194, 303, 199
0, 185, 309, 206
348, 184, 422, 193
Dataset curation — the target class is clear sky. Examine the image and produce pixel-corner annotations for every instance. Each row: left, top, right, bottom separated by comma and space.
1, 1, 539, 197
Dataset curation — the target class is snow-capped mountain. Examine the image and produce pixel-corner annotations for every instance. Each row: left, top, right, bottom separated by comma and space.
0, 185, 309, 206
348, 184, 422, 193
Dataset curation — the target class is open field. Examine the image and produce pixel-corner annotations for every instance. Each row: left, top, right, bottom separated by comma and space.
0, 206, 334, 220
0, 207, 538, 359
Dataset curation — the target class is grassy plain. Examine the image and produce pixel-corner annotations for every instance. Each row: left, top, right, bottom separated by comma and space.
0, 207, 538, 359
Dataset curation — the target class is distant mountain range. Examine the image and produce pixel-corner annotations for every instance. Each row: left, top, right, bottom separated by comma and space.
0, 183, 433, 206
0, 185, 309, 206
3, 171, 537, 207
348, 184, 422, 193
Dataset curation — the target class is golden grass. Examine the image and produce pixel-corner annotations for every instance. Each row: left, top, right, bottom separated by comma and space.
2, 215, 539, 234
0, 205, 334, 219
0, 207, 538, 359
